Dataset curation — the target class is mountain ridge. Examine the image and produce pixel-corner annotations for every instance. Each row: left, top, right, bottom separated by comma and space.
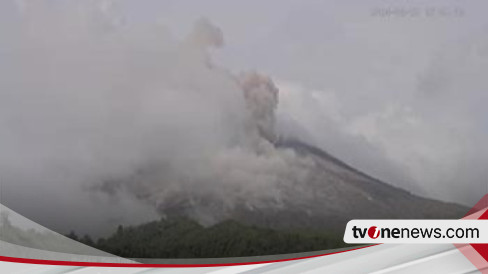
137, 138, 469, 232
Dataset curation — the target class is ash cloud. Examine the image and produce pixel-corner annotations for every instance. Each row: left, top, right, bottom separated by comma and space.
0, 0, 303, 235
1, 0, 485, 236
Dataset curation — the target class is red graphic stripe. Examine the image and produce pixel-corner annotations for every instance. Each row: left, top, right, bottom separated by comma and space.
0, 245, 377, 268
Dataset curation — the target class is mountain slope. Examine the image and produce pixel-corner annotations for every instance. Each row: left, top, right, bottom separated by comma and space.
73, 218, 346, 258
114, 139, 467, 233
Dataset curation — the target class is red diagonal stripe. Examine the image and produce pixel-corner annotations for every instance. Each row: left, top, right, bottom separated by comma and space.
470, 208, 488, 262
464, 194, 488, 217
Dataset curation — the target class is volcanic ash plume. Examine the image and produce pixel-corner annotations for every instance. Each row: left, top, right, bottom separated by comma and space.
0, 0, 309, 233
239, 71, 280, 147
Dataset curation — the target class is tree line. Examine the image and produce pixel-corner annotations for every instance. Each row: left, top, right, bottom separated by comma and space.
67, 217, 347, 258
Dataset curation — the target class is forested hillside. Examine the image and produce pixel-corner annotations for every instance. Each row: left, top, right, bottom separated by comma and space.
68, 218, 346, 258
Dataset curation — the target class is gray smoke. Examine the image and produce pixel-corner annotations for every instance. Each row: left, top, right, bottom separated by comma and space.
2, 0, 485, 236
0, 0, 303, 235
239, 72, 279, 145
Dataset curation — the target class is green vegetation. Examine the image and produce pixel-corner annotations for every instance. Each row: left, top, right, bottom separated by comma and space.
68, 218, 347, 258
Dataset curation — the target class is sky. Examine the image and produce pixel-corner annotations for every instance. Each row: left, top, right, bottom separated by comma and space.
1, 0, 487, 235
136, 0, 488, 204
116, 0, 487, 203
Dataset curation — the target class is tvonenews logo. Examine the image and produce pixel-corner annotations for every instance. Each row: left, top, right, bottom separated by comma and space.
344, 220, 488, 244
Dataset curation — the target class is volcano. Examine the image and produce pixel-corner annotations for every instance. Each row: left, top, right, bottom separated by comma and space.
99, 137, 467, 234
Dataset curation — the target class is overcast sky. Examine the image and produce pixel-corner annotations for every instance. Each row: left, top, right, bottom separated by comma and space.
114, 0, 488, 204
1, 0, 487, 234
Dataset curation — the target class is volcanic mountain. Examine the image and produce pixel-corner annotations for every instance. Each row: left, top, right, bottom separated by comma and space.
98, 136, 467, 233
89, 22, 466, 234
